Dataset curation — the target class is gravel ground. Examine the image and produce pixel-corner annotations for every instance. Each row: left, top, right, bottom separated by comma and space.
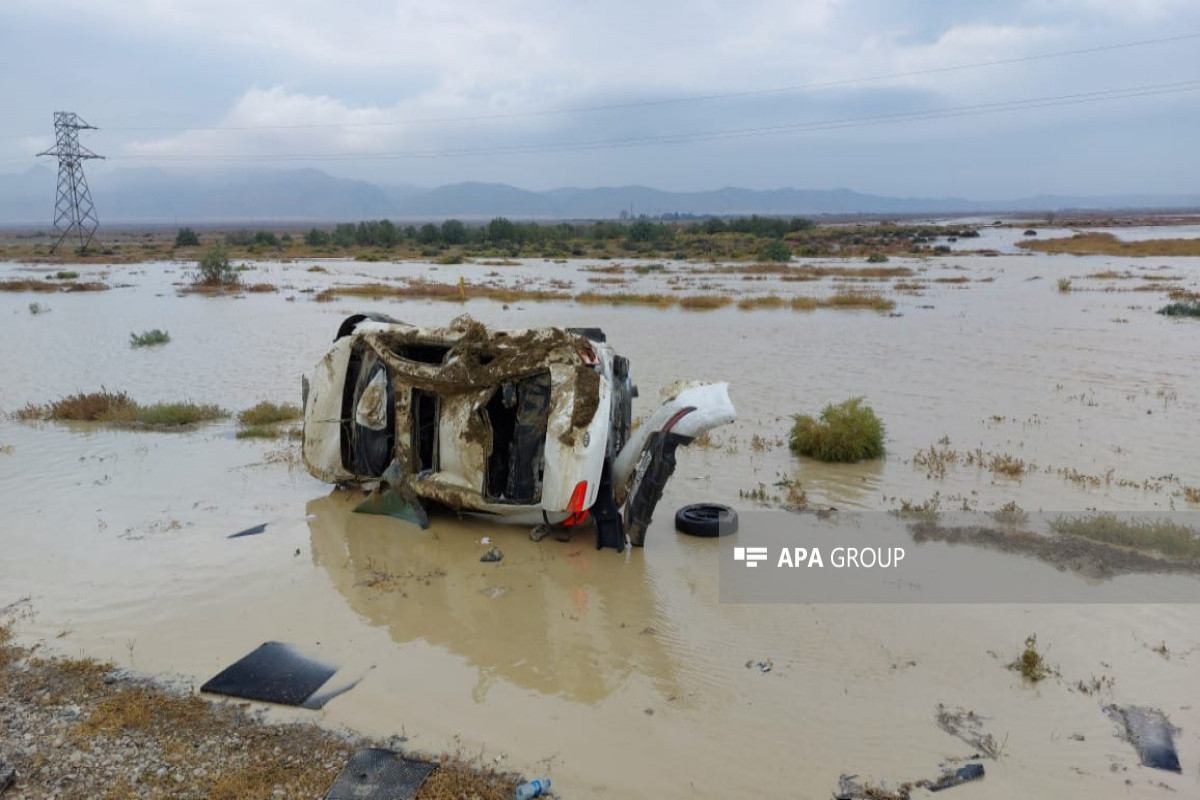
0, 622, 519, 800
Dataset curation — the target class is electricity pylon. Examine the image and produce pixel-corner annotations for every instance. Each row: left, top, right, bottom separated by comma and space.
37, 112, 104, 253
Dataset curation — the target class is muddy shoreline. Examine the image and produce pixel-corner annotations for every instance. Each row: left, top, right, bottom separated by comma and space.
0, 622, 519, 800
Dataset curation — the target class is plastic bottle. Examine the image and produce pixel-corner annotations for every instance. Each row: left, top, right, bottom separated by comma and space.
515, 778, 551, 799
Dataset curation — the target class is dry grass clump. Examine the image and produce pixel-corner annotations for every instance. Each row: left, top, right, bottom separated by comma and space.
237, 401, 303, 439
991, 501, 1028, 527
0, 279, 108, 292
737, 295, 788, 310
238, 401, 302, 426
417, 755, 521, 800
16, 390, 227, 429
16, 389, 136, 421
988, 453, 1027, 478
1018, 231, 1200, 256
678, 294, 732, 310
933, 276, 970, 284
790, 296, 819, 311
1057, 277, 1073, 293
821, 288, 896, 311
790, 397, 885, 463
1051, 513, 1200, 562
712, 263, 914, 279
244, 282, 278, 293
575, 291, 677, 308
316, 281, 570, 304
1007, 634, 1056, 682
79, 686, 210, 735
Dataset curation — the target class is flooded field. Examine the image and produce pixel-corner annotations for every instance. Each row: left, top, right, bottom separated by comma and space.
2, 241, 1199, 798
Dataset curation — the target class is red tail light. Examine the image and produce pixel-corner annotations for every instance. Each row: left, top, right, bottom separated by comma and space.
562, 480, 590, 527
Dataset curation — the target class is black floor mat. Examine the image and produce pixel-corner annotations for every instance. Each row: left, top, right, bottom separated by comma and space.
323, 748, 436, 800
200, 641, 337, 707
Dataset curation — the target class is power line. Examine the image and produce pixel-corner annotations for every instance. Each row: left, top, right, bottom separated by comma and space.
110, 79, 1200, 163
98, 31, 1200, 132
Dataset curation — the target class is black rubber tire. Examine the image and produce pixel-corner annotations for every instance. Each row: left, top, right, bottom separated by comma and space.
674, 504, 738, 537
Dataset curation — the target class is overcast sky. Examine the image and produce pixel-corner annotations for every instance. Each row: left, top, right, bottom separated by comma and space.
2, 0, 1198, 199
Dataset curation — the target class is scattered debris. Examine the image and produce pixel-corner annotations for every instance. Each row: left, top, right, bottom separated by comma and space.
0, 763, 14, 794
228, 522, 268, 538
927, 763, 984, 792
480, 547, 504, 563
323, 748, 436, 800
200, 641, 338, 708
833, 763, 985, 800
515, 778, 552, 799
529, 523, 552, 542
745, 659, 773, 673
935, 705, 1006, 759
353, 461, 430, 529
1106, 705, 1182, 773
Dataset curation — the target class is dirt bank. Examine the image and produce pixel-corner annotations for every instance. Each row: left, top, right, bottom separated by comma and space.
0, 623, 517, 800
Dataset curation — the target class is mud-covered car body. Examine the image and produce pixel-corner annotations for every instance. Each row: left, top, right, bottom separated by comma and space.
302, 314, 735, 549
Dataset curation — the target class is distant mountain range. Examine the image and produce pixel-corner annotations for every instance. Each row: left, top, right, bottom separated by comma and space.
2, 165, 1198, 225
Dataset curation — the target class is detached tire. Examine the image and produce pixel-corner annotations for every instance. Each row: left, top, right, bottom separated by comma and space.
674, 504, 738, 537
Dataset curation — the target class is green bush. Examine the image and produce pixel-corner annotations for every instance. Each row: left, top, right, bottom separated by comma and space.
305, 228, 331, 247
253, 230, 280, 247
866, 253, 889, 263
758, 239, 792, 262
789, 397, 885, 462
237, 401, 302, 426
194, 244, 238, 286
175, 227, 200, 247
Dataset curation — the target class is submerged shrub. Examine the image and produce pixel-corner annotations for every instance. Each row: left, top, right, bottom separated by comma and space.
194, 244, 238, 286
15, 390, 227, 429
130, 329, 170, 347
1158, 301, 1200, 318
237, 401, 302, 426
789, 397, 885, 463
17, 390, 136, 422
1051, 513, 1200, 562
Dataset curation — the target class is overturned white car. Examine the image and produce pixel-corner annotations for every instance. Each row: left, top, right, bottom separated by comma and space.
302, 314, 735, 550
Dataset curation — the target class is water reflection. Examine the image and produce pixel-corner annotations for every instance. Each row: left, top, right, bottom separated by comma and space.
307, 491, 682, 705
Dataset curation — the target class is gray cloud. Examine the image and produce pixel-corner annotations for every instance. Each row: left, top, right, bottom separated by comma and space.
3, 0, 1198, 198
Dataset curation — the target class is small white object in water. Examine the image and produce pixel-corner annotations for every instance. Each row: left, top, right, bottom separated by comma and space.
481, 536, 492, 545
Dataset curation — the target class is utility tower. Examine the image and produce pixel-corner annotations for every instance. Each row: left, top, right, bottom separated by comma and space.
37, 112, 104, 253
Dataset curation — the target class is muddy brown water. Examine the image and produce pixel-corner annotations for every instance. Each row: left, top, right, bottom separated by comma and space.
2, 247, 1199, 798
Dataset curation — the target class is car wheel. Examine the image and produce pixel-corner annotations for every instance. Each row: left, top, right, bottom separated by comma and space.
674, 504, 738, 537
